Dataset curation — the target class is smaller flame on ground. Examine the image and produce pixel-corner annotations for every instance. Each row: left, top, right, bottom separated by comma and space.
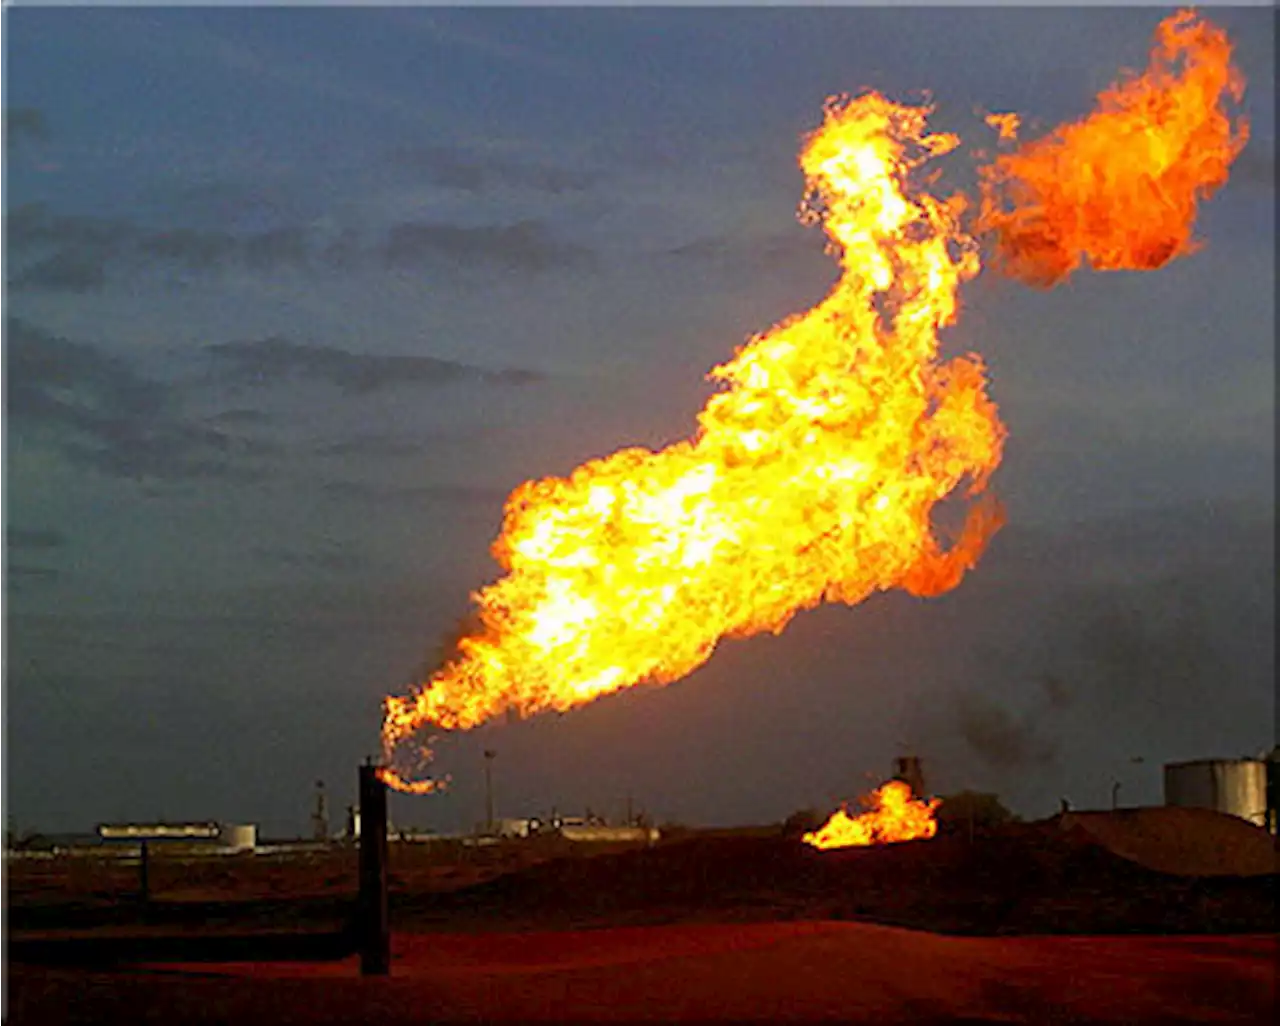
803, 779, 941, 849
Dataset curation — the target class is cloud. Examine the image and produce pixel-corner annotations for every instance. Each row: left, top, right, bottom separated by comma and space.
6, 565, 61, 585
6, 317, 261, 482
391, 144, 597, 195
6, 528, 66, 551
252, 545, 369, 575
383, 219, 586, 273
6, 203, 135, 251
205, 408, 273, 428
6, 200, 588, 289
206, 337, 543, 394
11, 250, 108, 293
320, 479, 511, 506
6, 317, 165, 422
5, 107, 49, 146
6, 205, 319, 289
314, 435, 425, 459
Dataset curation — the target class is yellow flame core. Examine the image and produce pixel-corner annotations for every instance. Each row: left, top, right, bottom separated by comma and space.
803, 780, 941, 849
382, 93, 1007, 788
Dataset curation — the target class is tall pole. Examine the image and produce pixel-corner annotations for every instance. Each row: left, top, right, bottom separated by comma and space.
484, 749, 496, 834
358, 760, 390, 975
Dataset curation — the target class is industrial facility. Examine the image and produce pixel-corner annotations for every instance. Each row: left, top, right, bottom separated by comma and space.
1163, 755, 1276, 831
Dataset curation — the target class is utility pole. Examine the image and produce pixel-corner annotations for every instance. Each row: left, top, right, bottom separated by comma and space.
483, 749, 496, 835
312, 779, 330, 842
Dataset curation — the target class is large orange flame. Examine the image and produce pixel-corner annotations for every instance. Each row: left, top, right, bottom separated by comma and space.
381, 10, 1246, 792
979, 8, 1248, 286
382, 93, 1006, 788
803, 779, 941, 849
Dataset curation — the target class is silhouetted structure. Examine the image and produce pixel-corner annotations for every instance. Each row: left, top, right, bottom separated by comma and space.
357, 762, 389, 975
892, 755, 926, 796
312, 779, 330, 841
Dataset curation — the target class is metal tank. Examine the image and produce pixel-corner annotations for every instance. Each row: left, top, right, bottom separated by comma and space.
1163, 759, 1268, 827
217, 823, 258, 852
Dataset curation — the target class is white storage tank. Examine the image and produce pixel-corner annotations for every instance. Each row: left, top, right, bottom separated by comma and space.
1163, 759, 1268, 827
217, 823, 257, 852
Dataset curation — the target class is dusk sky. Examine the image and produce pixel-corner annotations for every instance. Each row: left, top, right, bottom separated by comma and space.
3, 4, 1274, 837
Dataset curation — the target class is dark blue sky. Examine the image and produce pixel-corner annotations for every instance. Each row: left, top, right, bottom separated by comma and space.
4, 5, 1274, 836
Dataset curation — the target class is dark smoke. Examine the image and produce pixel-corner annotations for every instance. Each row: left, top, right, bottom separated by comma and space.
954, 684, 1059, 772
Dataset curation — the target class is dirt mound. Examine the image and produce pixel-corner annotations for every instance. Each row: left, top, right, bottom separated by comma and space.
404, 823, 1277, 935
1059, 807, 1279, 877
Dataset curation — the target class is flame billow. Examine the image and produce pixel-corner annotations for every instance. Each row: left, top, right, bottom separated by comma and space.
803, 780, 941, 850
381, 10, 1246, 792
979, 8, 1248, 286
383, 93, 1006, 788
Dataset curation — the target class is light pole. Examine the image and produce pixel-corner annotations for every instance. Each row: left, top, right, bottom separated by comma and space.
1113, 756, 1144, 810
484, 749, 496, 835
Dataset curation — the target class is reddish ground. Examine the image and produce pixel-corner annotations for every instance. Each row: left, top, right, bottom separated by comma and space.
8, 921, 1274, 1024
7, 814, 1276, 1023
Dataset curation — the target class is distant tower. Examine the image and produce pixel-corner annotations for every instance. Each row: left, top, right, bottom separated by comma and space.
892, 755, 926, 797
312, 780, 330, 841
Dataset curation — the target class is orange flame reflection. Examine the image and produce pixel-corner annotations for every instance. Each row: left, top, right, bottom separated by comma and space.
803, 780, 941, 849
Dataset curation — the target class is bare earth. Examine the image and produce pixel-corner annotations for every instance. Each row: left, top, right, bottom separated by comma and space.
6, 811, 1277, 1024
9, 922, 1275, 1024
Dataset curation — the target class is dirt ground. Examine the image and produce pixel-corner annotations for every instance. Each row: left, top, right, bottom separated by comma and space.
8, 922, 1275, 1024
6, 814, 1277, 1023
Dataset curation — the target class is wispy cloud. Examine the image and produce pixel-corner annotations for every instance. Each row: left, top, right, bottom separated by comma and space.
205, 408, 273, 428
6, 528, 66, 551
395, 10, 591, 80
206, 337, 543, 394
6, 317, 263, 482
390, 144, 598, 196
321, 479, 511, 506
11, 250, 108, 293
5, 107, 50, 146
252, 544, 369, 575
6, 201, 588, 290
313, 435, 425, 459
382, 219, 587, 274
6, 565, 61, 586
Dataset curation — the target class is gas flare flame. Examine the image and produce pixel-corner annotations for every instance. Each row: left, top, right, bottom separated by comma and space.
803, 780, 941, 849
979, 8, 1248, 286
381, 10, 1246, 792
382, 92, 1005, 788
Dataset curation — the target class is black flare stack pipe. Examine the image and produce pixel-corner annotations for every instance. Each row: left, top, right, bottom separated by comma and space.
357, 760, 390, 975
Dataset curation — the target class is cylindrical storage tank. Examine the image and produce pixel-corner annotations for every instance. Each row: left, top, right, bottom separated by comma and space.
218, 823, 257, 852
1163, 759, 1268, 827
1267, 747, 1279, 835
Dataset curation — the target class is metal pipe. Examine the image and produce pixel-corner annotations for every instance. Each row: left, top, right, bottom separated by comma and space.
138, 840, 150, 903
483, 749, 496, 834
358, 761, 390, 975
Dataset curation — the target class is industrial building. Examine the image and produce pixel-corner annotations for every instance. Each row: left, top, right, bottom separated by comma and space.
97, 821, 258, 852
